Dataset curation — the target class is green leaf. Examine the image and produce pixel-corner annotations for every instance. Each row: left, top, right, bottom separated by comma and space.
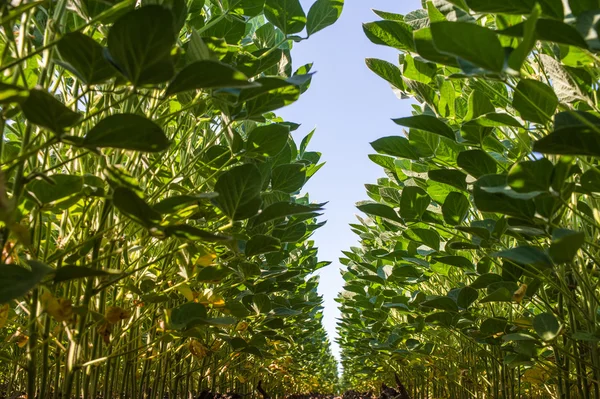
400, 186, 430, 221
508, 5, 541, 71
371, 136, 420, 160
197, 266, 230, 282
113, 187, 162, 229
507, 158, 553, 193
246, 124, 290, 157
247, 293, 272, 314
493, 246, 553, 269
457, 287, 478, 309
57, 32, 116, 85
428, 169, 467, 191
83, 114, 169, 152
500, 19, 588, 48
254, 202, 319, 225
21, 89, 81, 135
403, 228, 440, 251
421, 296, 458, 312
271, 163, 306, 193
264, 0, 306, 35
106, 6, 176, 85
0, 260, 53, 303
533, 313, 560, 341
171, 302, 207, 329
163, 225, 229, 242
430, 21, 504, 72
466, 0, 563, 18
480, 287, 513, 303
363, 21, 415, 51
474, 175, 536, 219
513, 79, 558, 124
306, 0, 343, 36
53, 265, 115, 283
393, 115, 455, 140
357, 202, 402, 223
549, 229, 584, 263
442, 192, 470, 225
26, 174, 83, 206
457, 150, 497, 178
245, 235, 281, 256
581, 168, 600, 192
213, 164, 262, 220
365, 58, 405, 92
471, 273, 503, 289
534, 125, 600, 157
434, 255, 474, 269
166, 61, 256, 96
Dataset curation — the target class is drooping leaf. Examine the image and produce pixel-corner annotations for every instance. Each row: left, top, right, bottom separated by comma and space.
113, 187, 162, 229
21, 89, 81, 135
166, 61, 256, 96
392, 115, 455, 140
57, 32, 117, 85
0, 260, 53, 303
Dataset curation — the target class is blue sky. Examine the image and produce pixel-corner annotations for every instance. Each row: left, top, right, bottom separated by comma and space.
279, 0, 422, 359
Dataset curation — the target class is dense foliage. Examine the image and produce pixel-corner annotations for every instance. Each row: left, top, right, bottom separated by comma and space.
0, 0, 343, 398
338, 1, 600, 398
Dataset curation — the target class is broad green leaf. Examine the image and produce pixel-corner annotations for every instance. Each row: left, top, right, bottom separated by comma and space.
430, 21, 504, 72
26, 174, 83, 206
21, 89, 81, 135
480, 287, 513, 303
106, 6, 176, 85
357, 202, 402, 223
271, 163, 306, 193
213, 164, 262, 220
363, 21, 415, 51
421, 296, 458, 312
533, 313, 560, 341
581, 168, 600, 192
500, 19, 588, 49
428, 169, 467, 191
245, 235, 281, 256
534, 124, 600, 157
371, 136, 420, 160
197, 265, 230, 282
493, 246, 553, 269
442, 192, 469, 225
306, 0, 343, 36
166, 61, 256, 96
83, 114, 169, 152
365, 58, 405, 92
413, 27, 459, 66
466, 0, 563, 18
434, 255, 474, 269
471, 273, 503, 289
400, 186, 430, 221
254, 202, 319, 224
170, 302, 207, 329
0, 260, 53, 303
393, 115, 455, 140
508, 5, 541, 71
246, 124, 290, 157
163, 225, 229, 242
264, 0, 306, 35
457, 150, 497, 178
549, 229, 584, 263
403, 228, 440, 251
457, 287, 478, 309
474, 175, 536, 219
231, 0, 265, 17
513, 79, 558, 124
57, 32, 116, 85
113, 187, 162, 229
507, 158, 553, 193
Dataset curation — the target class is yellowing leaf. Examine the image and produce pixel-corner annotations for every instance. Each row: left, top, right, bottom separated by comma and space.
512, 284, 528, 304
42, 292, 73, 322
236, 321, 249, 332
177, 284, 195, 302
210, 339, 223, 352
16, 334, 29, 348
189, 340, 209, 359
105, 306, 132, 324
0, 304, 9, 329
196, 253, 216, 267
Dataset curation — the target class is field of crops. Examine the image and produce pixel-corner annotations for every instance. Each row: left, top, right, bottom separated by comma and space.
1, 0, 600, 398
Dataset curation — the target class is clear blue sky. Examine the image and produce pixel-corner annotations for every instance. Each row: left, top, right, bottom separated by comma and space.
279, 0, 422, 359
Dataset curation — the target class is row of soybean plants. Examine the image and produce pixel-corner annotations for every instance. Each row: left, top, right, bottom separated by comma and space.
0, 0, 342, 398
337, 1, 600, 398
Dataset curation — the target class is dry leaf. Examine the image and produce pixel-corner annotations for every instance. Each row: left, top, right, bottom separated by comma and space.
98, 322, 112, 344
512, 284, 528, 304
196, 253, 216, 267
189, 340, 209, 359
42, 292, 73, 322
105, 306, 132, 324
0, 304, 9, 329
